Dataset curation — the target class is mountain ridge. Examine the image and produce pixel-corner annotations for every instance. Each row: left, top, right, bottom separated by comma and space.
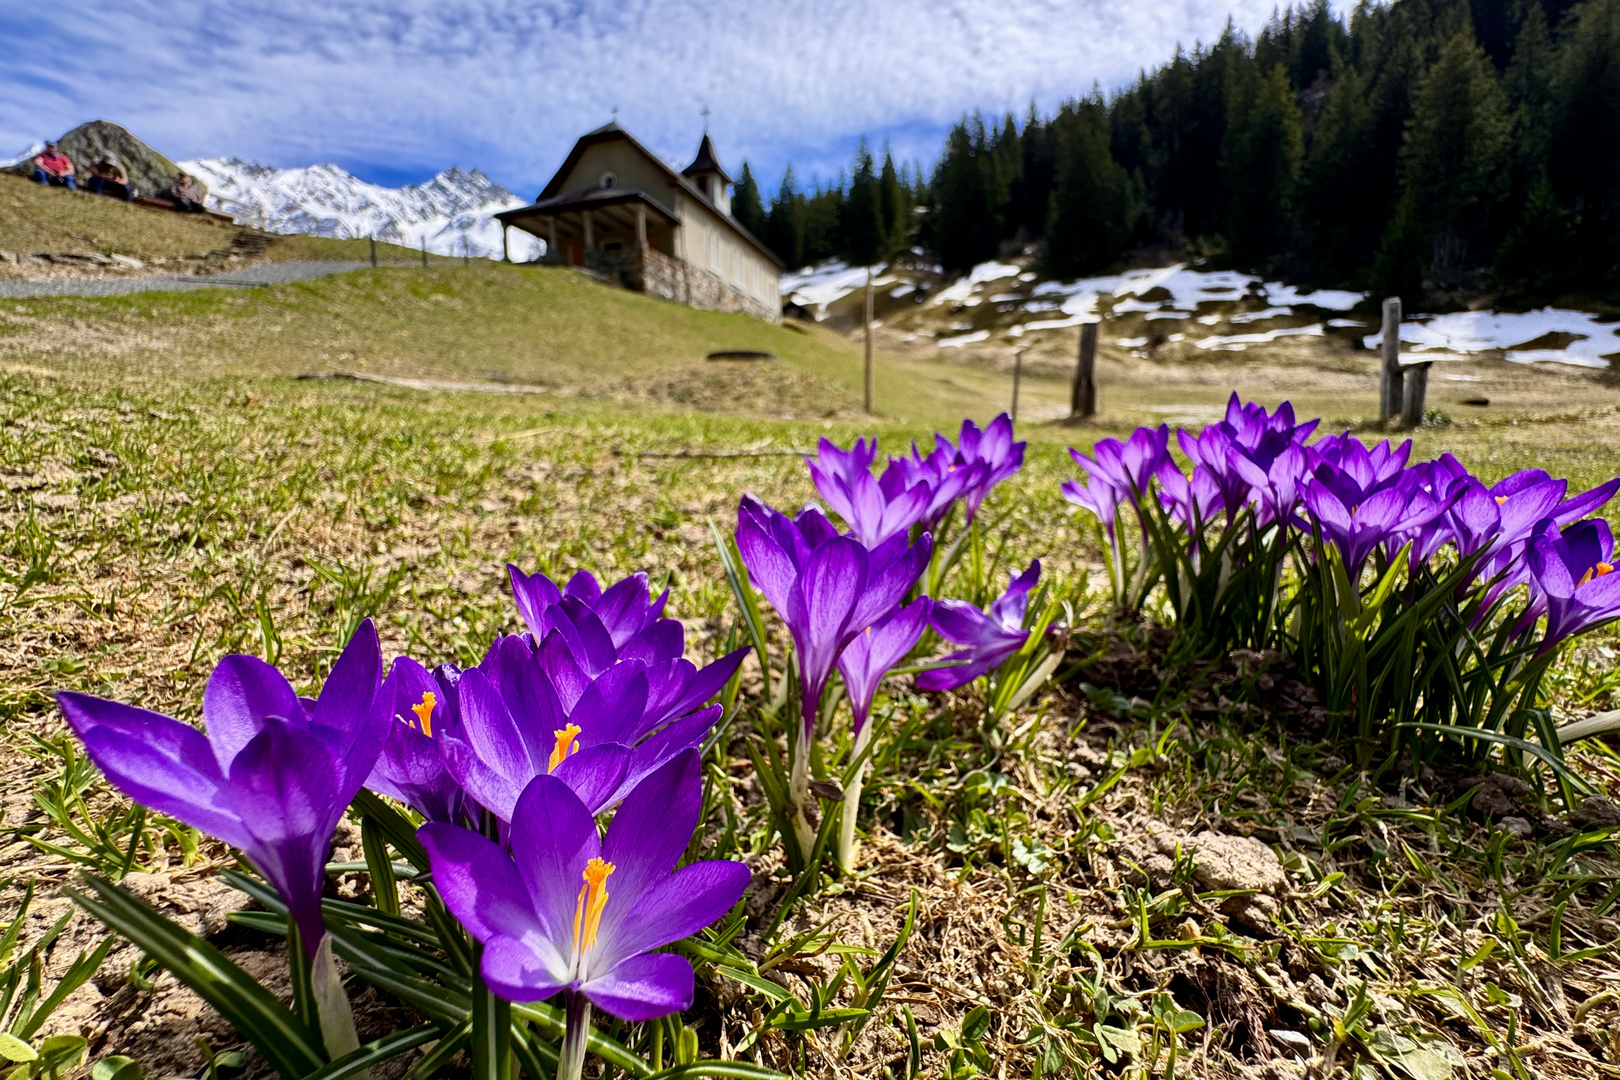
180, 157, 542, 261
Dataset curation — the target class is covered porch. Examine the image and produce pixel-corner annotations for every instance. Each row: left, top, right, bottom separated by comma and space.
496, 188, 679, 274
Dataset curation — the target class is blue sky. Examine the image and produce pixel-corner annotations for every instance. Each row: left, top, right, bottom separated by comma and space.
3, 0, 1294, 197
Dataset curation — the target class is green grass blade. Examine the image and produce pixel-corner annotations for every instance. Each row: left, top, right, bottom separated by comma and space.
67, 877, 326, 1078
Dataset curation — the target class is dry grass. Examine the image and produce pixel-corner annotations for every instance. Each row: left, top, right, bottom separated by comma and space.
0, 268, 1618, 1077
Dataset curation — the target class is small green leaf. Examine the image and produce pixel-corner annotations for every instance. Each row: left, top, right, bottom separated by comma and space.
91, 1056, 145, 1080
0, 1035, 35, 1063
961, 1005, 992, 1043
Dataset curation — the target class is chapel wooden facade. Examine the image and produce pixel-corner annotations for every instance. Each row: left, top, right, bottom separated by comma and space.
496, 125, 783, 323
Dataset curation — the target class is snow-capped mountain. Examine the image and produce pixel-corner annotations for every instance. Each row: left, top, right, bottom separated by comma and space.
1, 141, 45, 169
179, 158, 543, 260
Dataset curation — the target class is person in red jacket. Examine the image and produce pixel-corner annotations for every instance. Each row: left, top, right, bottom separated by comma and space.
31, 143, 76, 189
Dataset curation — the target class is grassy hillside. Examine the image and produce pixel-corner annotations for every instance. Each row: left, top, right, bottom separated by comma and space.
0, 259, 1064, 425
0, 171, 423, 266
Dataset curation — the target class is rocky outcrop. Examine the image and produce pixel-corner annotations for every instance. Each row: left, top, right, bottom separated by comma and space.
7, 120, 206, 202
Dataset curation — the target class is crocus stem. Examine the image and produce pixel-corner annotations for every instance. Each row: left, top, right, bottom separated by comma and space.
838, 724, 874, 874
559, 990, 592, 1080
787, 731, 817, 858
311, 934, 363, 1069
471, 955, 512, 1080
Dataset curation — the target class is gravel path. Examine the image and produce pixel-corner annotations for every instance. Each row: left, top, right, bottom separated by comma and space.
0, 260, 372, 299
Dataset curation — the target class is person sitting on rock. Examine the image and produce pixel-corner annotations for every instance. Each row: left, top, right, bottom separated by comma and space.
31, 142, 76, 189
88, 155, 133, 201
167, 170, 206, 212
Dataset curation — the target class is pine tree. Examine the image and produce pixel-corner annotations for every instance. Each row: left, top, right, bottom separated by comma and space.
764, 167, 806, 269
732, 162, 767, 238
1548, 0, 1620, 281
929, 117, 1002, 272
1044, 98, 1138, 276
878, 147, 910, 256
1221, 62, 1304, 264
1300, 59, 1378, 281
1398, 31, 1512, 287
843, 140, 885, 265
1494, 172, 1576, 300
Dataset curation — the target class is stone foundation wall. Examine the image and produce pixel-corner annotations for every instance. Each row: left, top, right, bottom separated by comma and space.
586, 247, 780, 324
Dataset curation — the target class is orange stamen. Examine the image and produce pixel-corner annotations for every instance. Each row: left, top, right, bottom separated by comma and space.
571, 857, 615, 954
1579, 562, 1615, 586
548, 723, 583, 772
410, 691, 436, 738
1495, 495, 1509, 505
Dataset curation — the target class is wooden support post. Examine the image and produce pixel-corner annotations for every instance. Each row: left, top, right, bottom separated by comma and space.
1379, 296, 1402, 425
1011, 347, 1025, 424
549, 218, 558, 264
369, 236, 377, 268
863, 266, 874, 414
1401, 362, 1431, 429
635, 205, 647, 250
501, 226, 509, 263
420, 237, 427, 267
1071, 322, 1098, 420
583, 211, 594, 260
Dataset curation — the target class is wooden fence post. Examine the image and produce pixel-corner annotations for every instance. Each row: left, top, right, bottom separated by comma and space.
863, 266, 874, 414
1401, 362, 1431, 429
1071, 322, 1098, 420
1011, 347, 1025, 424
420, 238, 427, 267
369, 236, 377, 268
1379, 296, 1402, 425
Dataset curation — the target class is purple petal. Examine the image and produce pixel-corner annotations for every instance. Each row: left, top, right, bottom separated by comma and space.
563, 570, 603, 606
418, 822, 542, 944
507, 773, 603, 944
583, 953, 695, 1022
227, 721, 345, 955
309, 620, 385, 790
602, 748, 702, 907
593, 574, 654, 648
571, 661, 650, 745
929, 598, 995, 647
508, 564, 563, 639
202, 654, 303, 773
593, 860, 751, 975
480, 934, 573, 1003
736, 506, 797, 615
607, 708, 719, 808
57, 692, 248, 851
549, 741, 633, 814
653, 647, 748, 725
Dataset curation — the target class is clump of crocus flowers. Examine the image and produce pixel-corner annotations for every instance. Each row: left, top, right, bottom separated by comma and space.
1064, 393, 1620, 763
58, 568, 753, 1079
734, 414, 1052, 872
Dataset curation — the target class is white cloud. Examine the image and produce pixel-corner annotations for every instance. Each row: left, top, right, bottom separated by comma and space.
1, 0, 1293, 193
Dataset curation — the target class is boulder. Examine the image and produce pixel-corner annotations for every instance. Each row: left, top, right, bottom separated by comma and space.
8, 120, 207, 203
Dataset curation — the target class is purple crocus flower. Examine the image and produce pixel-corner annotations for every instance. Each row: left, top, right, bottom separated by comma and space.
807, 437, 933, 548
1227, 441, 1312, 529
735, 496, 931, 730
367, 655, 468, 824
884, 441, 983, 531
1068, 425, 1171, 503
57, 622, 386, 955
918, 561, 1040, 692
1303, 467, 1451, 578
1155, 459, 1225, 536
508, 566, 672, 656
420, 749, 749, 1019
442, 632, 732, 823
952, 414, 1026, 521
1528, 519, 1620, 651
836, 598, 932, 736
